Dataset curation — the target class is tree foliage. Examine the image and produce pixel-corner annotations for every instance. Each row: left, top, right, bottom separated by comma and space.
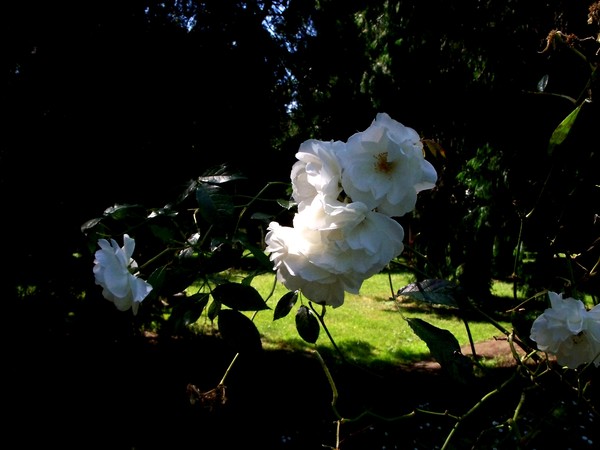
2, 0, 598, 318
3, 3, 599, 448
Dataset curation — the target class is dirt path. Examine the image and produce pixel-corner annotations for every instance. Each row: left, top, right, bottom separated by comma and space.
408, 336, 535, 371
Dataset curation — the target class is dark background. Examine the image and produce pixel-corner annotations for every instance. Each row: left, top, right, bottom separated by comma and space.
2, 1, 598, 447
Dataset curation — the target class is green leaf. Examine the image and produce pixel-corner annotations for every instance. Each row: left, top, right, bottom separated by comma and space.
237, 240, 274, 271
148, 265, 200, 297
195, 183, 220, 223
197, 173, 246, 184
406, 317, 460, 358
202, 242, 243, 273
103, 203, 147, 221
147, 206, 178, 219
174, 179, 198, 204
169, 292, 210, 331
548, 102, 584, 155
146, 266, 167, 292
295, 305, 319, 344
405, 317, 473, 383
217, 309, 262, 353
277, 198, 297, 210
81, 204, 147, 237
80, 217, 102, 234
148, 224, 177, 244
207, 299, 221, 322
397, 279, 459, 307
197, 165, 247, 185
195, 183, 235, 225
274, 291, 298, 321
211, 282, 270, 311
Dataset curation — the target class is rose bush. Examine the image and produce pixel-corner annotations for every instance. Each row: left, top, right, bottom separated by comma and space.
83, 111, 598, 449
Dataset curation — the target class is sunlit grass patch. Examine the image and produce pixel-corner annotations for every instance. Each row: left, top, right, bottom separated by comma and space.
242, 272, 512, 366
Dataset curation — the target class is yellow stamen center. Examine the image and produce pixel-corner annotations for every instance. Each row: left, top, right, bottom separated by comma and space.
374, 152, 395, 175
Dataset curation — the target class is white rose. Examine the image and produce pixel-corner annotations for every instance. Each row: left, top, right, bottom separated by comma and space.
294, 196, 404, 277
265, 221, 361, 307
530, 292, 600, 368
338, 112, 437, 217
293, 193, 367, 233
340, 209, 405, 277
291, 139, 344, 211
93, 234, 153, 315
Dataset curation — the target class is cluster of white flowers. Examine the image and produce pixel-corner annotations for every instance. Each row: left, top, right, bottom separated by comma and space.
265, 113, 438, 307
530, 291, 600, 368
93, 234, 153, 315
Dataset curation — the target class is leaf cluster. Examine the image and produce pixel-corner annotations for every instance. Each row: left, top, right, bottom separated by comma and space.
81, 165, 291, 350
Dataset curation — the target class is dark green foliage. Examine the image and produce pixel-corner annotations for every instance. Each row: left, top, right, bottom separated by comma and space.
217, 309, 263, 353
547, 101, 588, 156
3, 0, 597, 358
168, 292, 210, 332
295, 305, 320, 344
194, 171, 246, 227
207, 296, 222, 322
76, 163, 280, 342
405, 317, 474, 384
4, 5, 598, 448
211, 282, 270, 312
195, 183, 236, 226
397, 279, 460, 308
399, 277, 477, 383
273, 290, 299, 320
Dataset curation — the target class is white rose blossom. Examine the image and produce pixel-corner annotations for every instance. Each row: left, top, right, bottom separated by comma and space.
291, 139, 344, 212
93, 234, 153, 315
265, 222, 361, 307
265, 113, 437, 308
294, 195, 405, 278
338, 112, 437, 217
530, 291, 600, 368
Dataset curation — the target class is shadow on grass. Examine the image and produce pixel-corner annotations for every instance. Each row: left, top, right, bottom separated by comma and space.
7, 318, 598, 450
259, 335, 431, 368
380, 294, 523, 324
6, 288, 596, 450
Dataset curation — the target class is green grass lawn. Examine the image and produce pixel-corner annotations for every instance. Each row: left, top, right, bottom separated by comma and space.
196, 271, 516, 367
